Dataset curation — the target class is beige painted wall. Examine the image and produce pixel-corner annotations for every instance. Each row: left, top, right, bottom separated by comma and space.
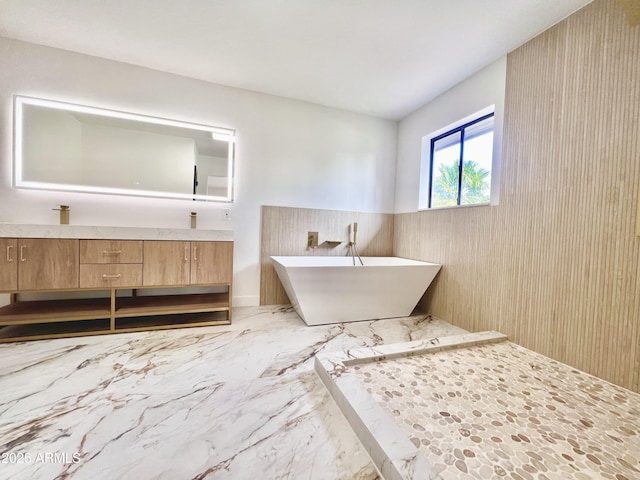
394, 0, 640, 392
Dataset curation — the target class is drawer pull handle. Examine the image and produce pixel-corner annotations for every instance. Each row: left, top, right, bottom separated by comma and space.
102, 250, 122, 255
20, 245, 27, 262
193, 246, 198, 261
6, 245, 13, 262
102, 274, 122, 280
184, 246, 189, 262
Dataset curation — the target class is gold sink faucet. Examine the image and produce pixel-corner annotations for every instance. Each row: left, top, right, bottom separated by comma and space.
53, 205, 70, 224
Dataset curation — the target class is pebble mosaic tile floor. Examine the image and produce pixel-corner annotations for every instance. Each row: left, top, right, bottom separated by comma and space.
353, 341, 640, 480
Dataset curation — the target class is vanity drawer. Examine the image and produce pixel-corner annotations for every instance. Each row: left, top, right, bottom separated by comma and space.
80, 240, 143, 264
80, 264, 143, 288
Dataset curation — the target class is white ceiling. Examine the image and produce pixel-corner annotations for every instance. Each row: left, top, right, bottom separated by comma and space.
0, 0, 593, 120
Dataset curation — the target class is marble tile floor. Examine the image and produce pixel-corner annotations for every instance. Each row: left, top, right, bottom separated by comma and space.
0, 306, 465, 480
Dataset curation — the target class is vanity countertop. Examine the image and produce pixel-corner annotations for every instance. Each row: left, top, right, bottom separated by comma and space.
0, 224, 233, 241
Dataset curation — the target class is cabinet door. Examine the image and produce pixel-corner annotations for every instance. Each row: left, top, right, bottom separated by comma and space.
143, 241, 190, 286
18, 239, 79, 290
0, 238, 18, 291
190, 241, 233, 285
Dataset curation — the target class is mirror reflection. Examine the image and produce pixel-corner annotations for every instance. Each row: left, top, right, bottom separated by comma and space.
14, 95, 235, 202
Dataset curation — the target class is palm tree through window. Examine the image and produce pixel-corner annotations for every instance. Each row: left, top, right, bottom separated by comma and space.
429, 113, 494, 208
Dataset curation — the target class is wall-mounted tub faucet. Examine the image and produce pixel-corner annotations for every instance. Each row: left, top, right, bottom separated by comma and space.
308, 231, 318, 249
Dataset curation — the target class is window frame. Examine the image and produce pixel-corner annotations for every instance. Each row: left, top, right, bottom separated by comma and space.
427, 111, 495, 209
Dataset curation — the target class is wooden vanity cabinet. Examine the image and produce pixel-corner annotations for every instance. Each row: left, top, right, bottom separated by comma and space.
80, 240, 143, 289
0, 238, 18, 291
0, 237, 233, 342
80, 240, 143, 264
143, 241, 191, 286
17, 239, 79, 291
142, 241, 234, 286
191, 241, 233, 285
79, 264, 143, 289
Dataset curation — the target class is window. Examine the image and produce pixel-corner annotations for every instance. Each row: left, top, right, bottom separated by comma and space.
426, 111, 494, 208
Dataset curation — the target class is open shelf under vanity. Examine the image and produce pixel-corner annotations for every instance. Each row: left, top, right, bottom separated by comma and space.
0, 288, 232, 342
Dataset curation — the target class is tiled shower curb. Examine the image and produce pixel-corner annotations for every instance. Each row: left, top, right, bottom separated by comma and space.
314, 331, 508, 480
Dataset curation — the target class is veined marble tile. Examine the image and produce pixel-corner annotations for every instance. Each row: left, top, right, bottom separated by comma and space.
27, 372, 372, 480
0, 307, 462, 480
0, 336, 137, 425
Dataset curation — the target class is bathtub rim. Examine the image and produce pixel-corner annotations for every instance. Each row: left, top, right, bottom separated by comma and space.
270, 255, 440, 268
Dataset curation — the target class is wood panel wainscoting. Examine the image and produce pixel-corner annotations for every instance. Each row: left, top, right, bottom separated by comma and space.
394, 0, 640, 393
260, 205, 394, 305
0, 237, 233, 342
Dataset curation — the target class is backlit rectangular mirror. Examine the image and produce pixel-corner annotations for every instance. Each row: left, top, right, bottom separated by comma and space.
14, 95, 235, 202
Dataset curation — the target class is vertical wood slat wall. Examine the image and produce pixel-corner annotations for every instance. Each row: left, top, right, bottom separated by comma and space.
394, 0, 640, 392
260, 205, 394, 305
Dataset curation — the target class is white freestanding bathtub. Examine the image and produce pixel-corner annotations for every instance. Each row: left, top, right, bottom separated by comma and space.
271, 256, 441, 326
